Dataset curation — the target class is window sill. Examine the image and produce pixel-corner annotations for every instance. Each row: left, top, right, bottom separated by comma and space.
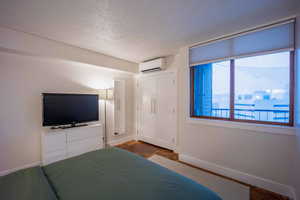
186, 117, 296, 136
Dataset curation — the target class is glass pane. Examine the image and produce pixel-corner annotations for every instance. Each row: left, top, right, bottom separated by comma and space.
234, 52, 290, 123
193, 61, 230, 118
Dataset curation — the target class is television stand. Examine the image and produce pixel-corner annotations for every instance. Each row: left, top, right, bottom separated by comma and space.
51, 123, 88, 130
42, 124, 103, 165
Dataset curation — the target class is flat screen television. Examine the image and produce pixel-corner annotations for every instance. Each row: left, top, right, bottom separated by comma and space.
42, 93, 99, 126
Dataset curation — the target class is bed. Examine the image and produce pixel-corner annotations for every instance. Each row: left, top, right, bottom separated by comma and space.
0, 147, 222, 200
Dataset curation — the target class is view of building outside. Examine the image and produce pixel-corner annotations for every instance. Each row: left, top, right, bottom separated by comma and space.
234, 52, 290, 122
194, 51, 290, 123
211, 61, 230, 118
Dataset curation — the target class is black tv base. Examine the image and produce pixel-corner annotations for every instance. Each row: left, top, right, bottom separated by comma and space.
50, 123, 88, 130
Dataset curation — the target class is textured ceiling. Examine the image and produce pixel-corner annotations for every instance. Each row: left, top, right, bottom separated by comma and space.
0, 0, 299, 63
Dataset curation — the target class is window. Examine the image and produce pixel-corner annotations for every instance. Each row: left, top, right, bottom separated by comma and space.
190, 51, 294, 126
234, 52, 291, 123
189, 19, 295, 126
192, 61, 230, 118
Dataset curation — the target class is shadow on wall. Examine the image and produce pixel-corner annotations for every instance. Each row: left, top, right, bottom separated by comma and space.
0, 52, 127, 171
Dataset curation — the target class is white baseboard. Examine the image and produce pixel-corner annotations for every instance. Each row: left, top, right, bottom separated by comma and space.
0, 161, 41, 177
179, 154, 295, 199
108, 135, 135, 146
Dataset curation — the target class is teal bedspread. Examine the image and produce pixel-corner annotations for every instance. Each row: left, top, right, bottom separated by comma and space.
0, 167, 57, 200
0, 148, 221, 200
43, 147, 221, 200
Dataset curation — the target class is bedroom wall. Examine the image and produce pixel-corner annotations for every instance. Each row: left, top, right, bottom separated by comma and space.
174, 45, 296, 197
0, 51, 136, 173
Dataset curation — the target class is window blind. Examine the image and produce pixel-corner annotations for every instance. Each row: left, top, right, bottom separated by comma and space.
189, 19, 295, 66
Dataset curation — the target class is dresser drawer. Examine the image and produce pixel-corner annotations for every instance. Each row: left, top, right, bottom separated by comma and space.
66, 126, 101, 143
67, 138, 102, 158
43, 132, 66, 153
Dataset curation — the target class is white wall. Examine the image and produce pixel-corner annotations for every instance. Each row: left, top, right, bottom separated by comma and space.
173, 46, 296, 197
0, 52, 136, 172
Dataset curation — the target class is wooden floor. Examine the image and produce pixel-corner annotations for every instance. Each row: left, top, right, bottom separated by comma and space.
116, 140, 289, 200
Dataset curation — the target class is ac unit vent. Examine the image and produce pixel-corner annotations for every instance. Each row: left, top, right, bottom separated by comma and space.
139, 58, 165, 73
141, 67, 162, 73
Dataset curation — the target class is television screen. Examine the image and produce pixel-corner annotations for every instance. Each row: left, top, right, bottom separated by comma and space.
42, 93, 99, 126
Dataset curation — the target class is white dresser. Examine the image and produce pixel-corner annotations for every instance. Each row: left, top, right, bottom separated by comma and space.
41, 124, 103, 165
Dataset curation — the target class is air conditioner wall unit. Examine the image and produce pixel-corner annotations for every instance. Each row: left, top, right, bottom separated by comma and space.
139, 58, 165, 73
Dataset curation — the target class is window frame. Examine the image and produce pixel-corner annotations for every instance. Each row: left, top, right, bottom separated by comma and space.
190, 51, 295, 127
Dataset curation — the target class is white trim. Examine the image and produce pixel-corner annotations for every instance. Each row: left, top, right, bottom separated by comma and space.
0, 161, 41, 177
108, 135, 135, 146
179, 154, 295, 198
186, 117, 296, 136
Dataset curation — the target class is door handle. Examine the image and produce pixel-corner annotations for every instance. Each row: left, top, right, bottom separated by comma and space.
117, 99, 121, 111
151, 98, 156, 114
150, 99, 153, 113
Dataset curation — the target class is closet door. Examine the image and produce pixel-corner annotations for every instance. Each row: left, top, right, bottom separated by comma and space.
139, 77, 157, 140
155, 74, 177, 149
114, 80, 126, 135
138, 72, 177, 150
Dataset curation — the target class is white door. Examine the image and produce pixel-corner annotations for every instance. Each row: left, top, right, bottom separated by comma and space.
114, 80, 126, 135
155, 74, 177, 149
138, 73, 177, 150
139, 77, 157, 141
